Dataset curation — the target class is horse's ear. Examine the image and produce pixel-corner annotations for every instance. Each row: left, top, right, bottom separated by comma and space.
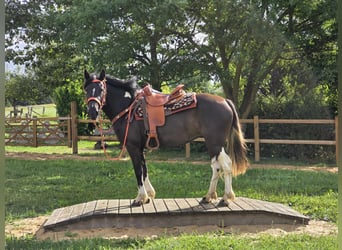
99, 70, 105, 80
84, 70, 90, 80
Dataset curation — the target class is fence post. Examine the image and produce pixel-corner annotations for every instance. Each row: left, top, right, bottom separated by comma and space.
32, 116, 38, 147
253, 116, 260, 162
185, 143, 190, 158
71, 102, 78, 154
67, 117, 72, 148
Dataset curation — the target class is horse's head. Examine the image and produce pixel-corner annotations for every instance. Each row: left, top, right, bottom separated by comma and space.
84, 69, 107, 120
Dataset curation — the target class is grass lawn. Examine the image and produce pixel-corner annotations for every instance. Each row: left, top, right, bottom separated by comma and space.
5, 103, 57, 118
5, 153, 338, 249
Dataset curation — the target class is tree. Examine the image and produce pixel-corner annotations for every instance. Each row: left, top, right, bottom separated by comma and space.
5, 71, 50, 108
5, 0, 337, 118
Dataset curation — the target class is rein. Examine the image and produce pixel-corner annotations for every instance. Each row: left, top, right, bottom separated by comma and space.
92, 85, 143, 161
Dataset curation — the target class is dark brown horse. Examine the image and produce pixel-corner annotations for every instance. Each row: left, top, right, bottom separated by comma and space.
84, 70, 248, 206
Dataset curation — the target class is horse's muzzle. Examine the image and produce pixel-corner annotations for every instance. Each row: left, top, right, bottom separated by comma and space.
87, 101, 100, 120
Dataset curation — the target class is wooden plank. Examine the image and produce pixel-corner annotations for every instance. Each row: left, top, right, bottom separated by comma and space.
153, 199, 168, 214
43, 197, 310, 230
266, 200, 305, 218
44, 207, 64, 227
94, 200, 108, 215
258, 119, 335, 124
81, 200, 97, 218
68, 203, 86, 221
185, 198, 203, 212
118, 199, 131, 215
106, 199, 119, 215
226, 200, 243, 211
142, 200, 157, 214
260, 139, 335, 145
164, 199, 181, 213
174, 198, 193, 213
195, 198, 218, 213
131, 200, 144, 214
233, 197, 255, 211
239, 197, 271, 212
262, 200, 292, 215
56, 206, 74, 223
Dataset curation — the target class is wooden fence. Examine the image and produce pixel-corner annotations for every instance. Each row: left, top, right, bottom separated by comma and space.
5, 116, 71, 147
5, 102, 338, 162
185, 117, 338, 162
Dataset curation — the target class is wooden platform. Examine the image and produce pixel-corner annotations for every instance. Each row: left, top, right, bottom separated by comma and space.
43, 197, 309, 231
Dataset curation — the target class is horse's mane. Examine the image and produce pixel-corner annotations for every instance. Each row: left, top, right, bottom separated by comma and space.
105, 75, 140, 95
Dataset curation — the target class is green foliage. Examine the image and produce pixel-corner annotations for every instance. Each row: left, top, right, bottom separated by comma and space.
246, 85, 336, 162
5, 0, 337, 119
53, 79, 84, 117
5, 72, 51, 107
53, 80, 88, 134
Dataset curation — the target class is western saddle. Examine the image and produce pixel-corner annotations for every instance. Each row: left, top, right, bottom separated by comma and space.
141, 84, 186, 149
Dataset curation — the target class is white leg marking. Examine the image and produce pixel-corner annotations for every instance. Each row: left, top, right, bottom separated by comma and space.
217, 147, 235, 203
144, 176, 156, 199
204, 157, 220, 202
134, 185, 149, 204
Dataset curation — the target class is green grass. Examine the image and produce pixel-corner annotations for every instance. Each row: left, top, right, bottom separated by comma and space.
5, 103, 57, 118
5, 234, 337, 250
5, 155, 338, 249
5, 158, 337, 223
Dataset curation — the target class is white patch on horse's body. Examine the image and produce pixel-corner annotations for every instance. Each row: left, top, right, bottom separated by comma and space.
205, 147, 235, 204
124, 91, 132, 99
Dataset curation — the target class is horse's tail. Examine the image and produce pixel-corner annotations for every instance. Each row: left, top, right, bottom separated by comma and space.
225, 99, 249, 176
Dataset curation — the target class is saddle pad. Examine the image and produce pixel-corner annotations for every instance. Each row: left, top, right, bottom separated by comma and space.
135, 93, 197, 120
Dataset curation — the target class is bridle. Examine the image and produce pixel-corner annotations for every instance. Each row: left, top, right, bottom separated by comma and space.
86, 79, 107, 109
85, 77, 141, 160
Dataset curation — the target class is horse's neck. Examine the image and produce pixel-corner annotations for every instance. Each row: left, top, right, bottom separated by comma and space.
104, 87, 133, 121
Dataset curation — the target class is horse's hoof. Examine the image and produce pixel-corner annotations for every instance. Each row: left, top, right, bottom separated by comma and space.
199, 197, 210, 204
131, 198, 150, 207
217, 199, 228, 207
131, 200, 143, 207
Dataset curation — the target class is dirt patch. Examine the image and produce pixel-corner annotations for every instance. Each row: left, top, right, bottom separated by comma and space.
5, 216, 337, 241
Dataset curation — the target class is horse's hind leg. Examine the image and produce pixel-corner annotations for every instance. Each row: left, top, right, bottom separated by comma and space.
201, 158, 220, 203
217, 148, 235, 205
142, 155, 155, 199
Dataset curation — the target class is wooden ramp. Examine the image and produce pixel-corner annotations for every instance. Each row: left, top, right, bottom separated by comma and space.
43, 197, 309, 231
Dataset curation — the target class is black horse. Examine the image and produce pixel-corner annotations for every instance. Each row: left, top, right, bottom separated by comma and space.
84, 70, 248, 206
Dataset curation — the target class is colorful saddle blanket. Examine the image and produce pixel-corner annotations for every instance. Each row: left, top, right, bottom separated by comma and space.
134, 92, 197, 120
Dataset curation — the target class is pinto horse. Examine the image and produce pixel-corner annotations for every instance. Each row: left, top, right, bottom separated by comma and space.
84, 70, 248, 206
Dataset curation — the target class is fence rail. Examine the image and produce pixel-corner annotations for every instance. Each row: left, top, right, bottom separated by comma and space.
5, 102, 338, 163
185, 117, 337, 162
5, 116, 71, 147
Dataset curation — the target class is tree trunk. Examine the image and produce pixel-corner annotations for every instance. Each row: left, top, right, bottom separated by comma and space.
150, 33, 161, 91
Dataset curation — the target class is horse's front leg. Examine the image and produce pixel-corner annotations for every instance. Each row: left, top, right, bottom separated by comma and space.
128, 148, 155, 206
